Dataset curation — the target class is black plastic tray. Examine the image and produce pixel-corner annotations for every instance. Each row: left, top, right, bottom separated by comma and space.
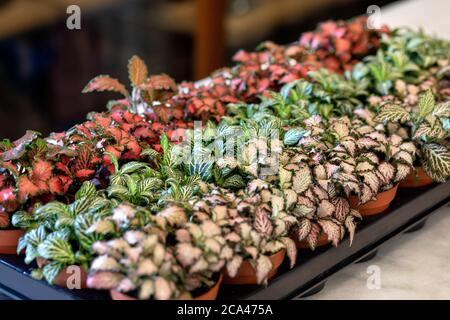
1, 181, 449, 300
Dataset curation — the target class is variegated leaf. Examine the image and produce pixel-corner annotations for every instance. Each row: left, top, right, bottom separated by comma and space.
318, 219, 341, 247
345, 215, 356, 246
253, 208, 273, 236
331, 197, 350, 222
255, 255, 273, 285
359, 183, 375, 204
395, 163, 413, 182
317, 200, 335, 218
360, 171, 380, 193
296, 218, 311, 241
292, 166, 312, 194
280, 237, 297, 268
432, 101, 450, 118
306, 222, 321, 250
378, 162, 395, 184
422, 143, 450, 182
375, 104, 411, 123
418, 89, 435, 118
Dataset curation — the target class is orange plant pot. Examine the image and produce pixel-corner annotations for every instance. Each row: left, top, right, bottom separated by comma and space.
296, 234, 329, 249
36, 257, 88, 289
0, 229, 24, 254
222, 249, 285, 285
399, 167, 434, 188
349, 185, 398, 216
110, 274, 223, 301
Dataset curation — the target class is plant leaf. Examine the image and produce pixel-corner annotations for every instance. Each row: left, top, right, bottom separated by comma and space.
418, 89, 435, 118
422, 143, 450, 182
128, 55, 148, 87
375, 104, 411, 123
82, 75, 128, 97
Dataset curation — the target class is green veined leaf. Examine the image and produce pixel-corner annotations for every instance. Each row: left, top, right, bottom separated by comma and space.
418, 89, 435, 118
107, 184, 130, 201
37, 237, 75, 264
137, 177, 163, 193
119, 162, 150, 175
42, 261, 64, 285
11, 211, 34, 228
75, 181, 97, 200
141, 148, 160, 160
221, 174, 245, 189
422, 143, 450, 182
375, 104, 411, 123
34, 202, 69, 221
24, 225, 47, 248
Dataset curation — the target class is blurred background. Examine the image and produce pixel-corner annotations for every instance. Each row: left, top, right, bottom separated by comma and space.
0, 0, 396, 139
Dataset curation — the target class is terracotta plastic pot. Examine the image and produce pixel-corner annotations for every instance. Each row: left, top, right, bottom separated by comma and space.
223, 249, 285, 285
0, 229, 24, 254
399, 167, 433, 188
296, 233, 329, 249
349, 185, 398, 216
110, 274, 223, 301
36, 257, 88, 289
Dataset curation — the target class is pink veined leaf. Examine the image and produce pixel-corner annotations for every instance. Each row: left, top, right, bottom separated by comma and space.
154, 277, 173, 300
360, 171, 380, 193
317, 200, 335, 218
357, 137, 380, 150
280, 237, 297, 268
393, 150, 414, 166
345, 215, 356, 246
253, 207, 273, 236
128, 55, 148, 87
296, 218, 312, 242
292, 166, 312, 194
395, 163, 412, 182
244, 246, 258, 260
341, 140, 356, 157
314, 164, 327, 180
255, 255, 273, 285
359, 183, 375, 204
313, 185, 329, 200
318, 219, 342, 247
175, 243, 202, 267
359, 152, 380, 165
226, 255, 243, 278
378, 162, 395, 184
82, 75, 129, 97
86, 271, 124, 290
306, 222, 321, 250
331, 197, 350, 222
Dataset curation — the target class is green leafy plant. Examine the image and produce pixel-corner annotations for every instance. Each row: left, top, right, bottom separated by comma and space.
375, 90, 450, 181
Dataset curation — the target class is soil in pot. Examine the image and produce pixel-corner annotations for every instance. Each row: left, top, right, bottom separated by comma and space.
222, 249, 285, 285
295, 233, 329, 249
399, 167, 433, 188
0, 229, 24, 254
110, 273, 223, 300
36, 257, 88, 289
349, 185, 398, 216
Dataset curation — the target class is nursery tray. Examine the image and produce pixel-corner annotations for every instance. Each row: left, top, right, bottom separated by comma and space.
0, 181, 449, 300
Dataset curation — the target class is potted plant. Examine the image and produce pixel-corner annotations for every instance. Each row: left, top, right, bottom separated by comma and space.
375, 90, 450, 186
324, 117, 415, 215
192, 179, 297, 285
87, 229, 187, 300
277, 144, 360, 249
